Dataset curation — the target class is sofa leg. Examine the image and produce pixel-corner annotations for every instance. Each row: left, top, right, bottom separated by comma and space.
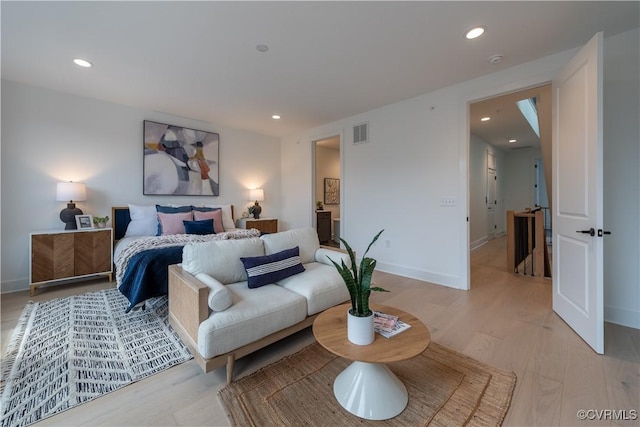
226, 354, 235, 384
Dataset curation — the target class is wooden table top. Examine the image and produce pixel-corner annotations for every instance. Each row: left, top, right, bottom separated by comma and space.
313, 303, 431, 364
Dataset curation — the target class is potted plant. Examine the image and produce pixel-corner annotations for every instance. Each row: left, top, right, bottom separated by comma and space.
328, 229, 388, 345
93, 216, 109, 228
316, 201, 324, 210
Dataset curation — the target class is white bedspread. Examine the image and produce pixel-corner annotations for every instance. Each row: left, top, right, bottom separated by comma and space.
115, 229, 261, 288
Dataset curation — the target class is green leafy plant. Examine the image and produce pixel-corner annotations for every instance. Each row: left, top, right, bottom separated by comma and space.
328, 229, 389, 317
93, 216, 109, 224
316, 201, 324, 209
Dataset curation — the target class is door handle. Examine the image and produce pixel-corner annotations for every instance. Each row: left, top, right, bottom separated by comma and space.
577, 228, 596, 237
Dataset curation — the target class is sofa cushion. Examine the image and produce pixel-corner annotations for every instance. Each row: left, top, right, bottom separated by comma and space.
260, 228, 320, 264
315, 247, 352, 269
276, 262, 350, 316
195, 273, 233, 312
182, 238, 264, 284
240, 246, 305, 289
197, 281, 307, 359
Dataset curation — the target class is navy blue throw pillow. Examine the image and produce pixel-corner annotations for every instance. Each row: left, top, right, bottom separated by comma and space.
183, 219, 215, 235
156, 205, 192, 213
240, 246, 305, 289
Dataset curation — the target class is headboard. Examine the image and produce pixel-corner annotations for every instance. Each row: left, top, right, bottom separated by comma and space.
111, 205, 236, 244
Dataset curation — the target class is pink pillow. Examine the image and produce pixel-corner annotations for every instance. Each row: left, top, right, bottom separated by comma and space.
157, 212, 193, 235
194, 209, 224, 233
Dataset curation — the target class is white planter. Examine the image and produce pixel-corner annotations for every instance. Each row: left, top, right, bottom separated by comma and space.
347, 309, 375, 345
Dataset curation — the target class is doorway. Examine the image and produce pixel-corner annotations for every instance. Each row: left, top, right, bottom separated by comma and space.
468, 84, 552, 279
313, 135, 341, 247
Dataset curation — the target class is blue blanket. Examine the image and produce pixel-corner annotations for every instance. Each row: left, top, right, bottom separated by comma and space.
118, 246, 184, 312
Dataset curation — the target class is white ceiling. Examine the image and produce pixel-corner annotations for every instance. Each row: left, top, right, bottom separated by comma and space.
2, 1, 638, 138
470, 85, 548, 151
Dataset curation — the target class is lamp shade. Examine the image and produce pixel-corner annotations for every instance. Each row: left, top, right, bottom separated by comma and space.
249, 188, 264, 202
56, 182, 86, 202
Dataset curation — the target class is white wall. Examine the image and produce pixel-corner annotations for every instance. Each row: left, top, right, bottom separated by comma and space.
503, 147, 543, 212
281, 29, 639, 328
1, 80, 281, 292
469, 134, 505, 248
603, 29, 640, 329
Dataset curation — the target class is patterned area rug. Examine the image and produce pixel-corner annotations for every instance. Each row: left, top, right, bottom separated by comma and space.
219, 342, 516, 426
0, 289, 192, 427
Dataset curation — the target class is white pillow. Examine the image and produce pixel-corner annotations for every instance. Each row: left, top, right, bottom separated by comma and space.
315, 247, 352, 269
195, 273, 232, 312
202, 204, 235, 230
260, 228, 320, 264
182, 238, 265, 284
125, 204, 158, 237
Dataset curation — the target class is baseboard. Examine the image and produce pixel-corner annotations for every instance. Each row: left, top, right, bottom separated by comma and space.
376, 261, 467, 290
605, 305, 640, 330
470, 237, 489, 251
1, 278, 29, 294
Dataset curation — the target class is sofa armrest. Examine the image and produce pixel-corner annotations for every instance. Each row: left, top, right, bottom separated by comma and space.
168, 264, 209, 346
315, 246, 352, 269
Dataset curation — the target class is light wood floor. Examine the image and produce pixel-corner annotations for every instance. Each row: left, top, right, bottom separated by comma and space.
1, 237, 638, 426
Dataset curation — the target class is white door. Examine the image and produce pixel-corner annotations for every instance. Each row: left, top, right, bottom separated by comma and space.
552, 33, 604, 354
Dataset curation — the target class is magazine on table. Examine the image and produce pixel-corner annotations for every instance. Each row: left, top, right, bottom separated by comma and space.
373, 311, 411, 338
373, 311, 398, 332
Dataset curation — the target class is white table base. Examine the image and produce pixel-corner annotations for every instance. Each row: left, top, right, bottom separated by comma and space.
333, 360, 408, 420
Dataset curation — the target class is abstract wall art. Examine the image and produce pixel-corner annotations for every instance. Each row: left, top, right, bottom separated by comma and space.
324, 178, 340, 205
143, 120, 219, 196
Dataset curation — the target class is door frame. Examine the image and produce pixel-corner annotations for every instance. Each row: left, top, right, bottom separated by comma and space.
463, 79, 553, 290
310, 129, 344, 240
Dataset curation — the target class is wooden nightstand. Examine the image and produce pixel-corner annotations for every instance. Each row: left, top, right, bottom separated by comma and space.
237, 218, 278, 234
30, 228, 113, 296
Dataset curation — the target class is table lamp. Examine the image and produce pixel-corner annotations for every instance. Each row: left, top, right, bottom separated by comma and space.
57, 182, 86, 229
249, 189, 264, 219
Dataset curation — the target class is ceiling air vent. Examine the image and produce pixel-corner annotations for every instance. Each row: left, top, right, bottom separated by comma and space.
353, 122, 369, 145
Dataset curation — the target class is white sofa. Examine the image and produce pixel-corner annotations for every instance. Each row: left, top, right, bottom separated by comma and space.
168, 227, 350, 383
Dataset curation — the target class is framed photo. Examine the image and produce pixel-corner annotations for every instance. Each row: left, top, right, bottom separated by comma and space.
143, 120, 219, 196
75, 214, 94, 229
324, 178, 340, 205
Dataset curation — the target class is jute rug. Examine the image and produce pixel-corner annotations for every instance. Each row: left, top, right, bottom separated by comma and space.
219, 341, 516, 426
1, 289, 192, 427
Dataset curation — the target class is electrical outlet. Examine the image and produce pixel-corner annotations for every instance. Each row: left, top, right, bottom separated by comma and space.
440, 198, 457, 207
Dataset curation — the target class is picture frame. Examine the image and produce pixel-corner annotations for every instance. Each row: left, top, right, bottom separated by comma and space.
75, 214, 94, 230
324, 178, 340, 205
143, 120, 220, 196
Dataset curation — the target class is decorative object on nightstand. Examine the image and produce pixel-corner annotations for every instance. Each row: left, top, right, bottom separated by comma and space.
316, 200, 324, 210
328, 229, 389, 345
57, 181, 86, 230
93, 215, 109, 228
249, 188, 264, 219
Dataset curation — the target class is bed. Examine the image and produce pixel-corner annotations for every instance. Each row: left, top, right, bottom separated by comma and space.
111, 204, 260, 312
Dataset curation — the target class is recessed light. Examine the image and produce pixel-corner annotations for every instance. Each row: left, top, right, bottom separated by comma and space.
256, 44, 269, 53
509, 139, 517, 143
73, 58, 93, 68
480, 117, 491, 122
465, 26, 486, 40
272, 115, 281, 120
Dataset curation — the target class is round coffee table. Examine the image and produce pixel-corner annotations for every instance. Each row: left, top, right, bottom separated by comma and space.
312, 303, 430, 420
